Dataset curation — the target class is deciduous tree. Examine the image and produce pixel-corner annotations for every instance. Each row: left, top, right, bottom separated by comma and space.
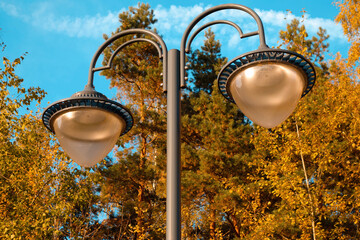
0, 45, 103, 239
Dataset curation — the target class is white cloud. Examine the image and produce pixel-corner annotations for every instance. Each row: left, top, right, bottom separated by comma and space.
303, 16, 345, 40
0, 1, 121, 38
0, 2, 20, 17
255, 9, 294, 27
255, 9, 346, 42
33, 12, 120, 38
154, 4, 209, 32
152, 4, 346, 54
153, 4, 210, 46
1, 1, 346, 47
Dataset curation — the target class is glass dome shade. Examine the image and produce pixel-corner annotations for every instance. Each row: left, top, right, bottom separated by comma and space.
229, 62, 306, 128
52, 108, 126, 167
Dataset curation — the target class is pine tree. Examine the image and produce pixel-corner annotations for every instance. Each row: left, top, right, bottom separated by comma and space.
187, 29, 227, 94
181, 28, 260, 239
96, 3, 166, 239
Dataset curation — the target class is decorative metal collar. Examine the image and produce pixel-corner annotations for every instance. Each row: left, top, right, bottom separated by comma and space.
42, 88, 133, 135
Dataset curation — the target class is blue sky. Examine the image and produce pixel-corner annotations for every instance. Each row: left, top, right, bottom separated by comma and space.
0, 0, 349, 110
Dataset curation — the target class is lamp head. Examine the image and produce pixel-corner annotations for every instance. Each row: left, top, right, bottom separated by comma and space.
42, 88, 133, 167
218, 48, 316, 128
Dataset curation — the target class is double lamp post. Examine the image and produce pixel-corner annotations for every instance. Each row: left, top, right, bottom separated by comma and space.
42, 4, 316, 240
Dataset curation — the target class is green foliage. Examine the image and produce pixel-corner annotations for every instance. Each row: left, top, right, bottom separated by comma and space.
181, 28, 259, 239
187, 28, 227, 94
96, 3, 167, 239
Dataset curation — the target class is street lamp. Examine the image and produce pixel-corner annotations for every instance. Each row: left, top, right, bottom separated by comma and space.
42, 4, 315, 239
218, 48, 315, 128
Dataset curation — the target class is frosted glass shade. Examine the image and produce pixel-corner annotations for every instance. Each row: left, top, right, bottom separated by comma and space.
53, 108, 126, 167
229, 62, 306, 128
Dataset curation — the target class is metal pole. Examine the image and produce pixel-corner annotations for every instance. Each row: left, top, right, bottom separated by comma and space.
166, 49, 181, 240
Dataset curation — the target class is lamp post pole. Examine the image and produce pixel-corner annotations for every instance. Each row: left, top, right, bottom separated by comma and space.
42, 4, 316, 240
167, 49, 181, 239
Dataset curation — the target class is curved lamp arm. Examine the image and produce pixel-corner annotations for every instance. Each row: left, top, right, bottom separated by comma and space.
185, 20, 259, 53
180, 3, 268, 88
86, 28, 168, 91
92, 38, 163, 72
